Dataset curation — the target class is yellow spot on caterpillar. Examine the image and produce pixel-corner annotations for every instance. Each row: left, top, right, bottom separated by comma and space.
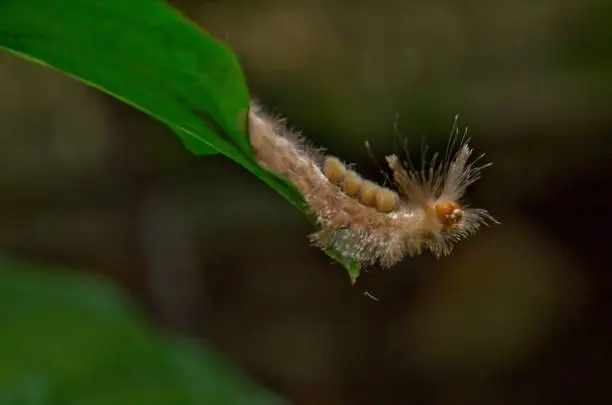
359, 180, 378, 207
375, 187, 399, 213
323, 156, 346, 185
343, 170, 362, 196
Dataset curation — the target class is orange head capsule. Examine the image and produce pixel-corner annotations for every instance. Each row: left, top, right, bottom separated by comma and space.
375, 187, 399, 213
432, 200, 464, 229
323, 156, 346, 185
359, 180, 378, 207
343, 170, 363, 196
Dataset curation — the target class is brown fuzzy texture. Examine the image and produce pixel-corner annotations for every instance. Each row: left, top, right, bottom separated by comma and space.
248, 100, 497, 268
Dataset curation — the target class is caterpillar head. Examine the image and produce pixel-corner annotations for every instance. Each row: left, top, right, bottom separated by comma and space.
430, 200, 463, 230
386, 138, 498, 257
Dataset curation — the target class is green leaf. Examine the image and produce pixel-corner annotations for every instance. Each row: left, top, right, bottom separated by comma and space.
0, 255, 286, 404
323, 249, 361, 285
0, 0, 250, 158
0, 0, 360, 280
172, 127, 218, 156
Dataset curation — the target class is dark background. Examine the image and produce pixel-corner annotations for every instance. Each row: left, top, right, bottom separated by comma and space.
1, 0, 611, 403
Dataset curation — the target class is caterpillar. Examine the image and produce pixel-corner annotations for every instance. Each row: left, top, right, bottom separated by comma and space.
248, 100, 497, 268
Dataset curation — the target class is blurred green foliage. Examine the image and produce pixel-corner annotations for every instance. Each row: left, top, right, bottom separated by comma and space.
0, 256, 286, 404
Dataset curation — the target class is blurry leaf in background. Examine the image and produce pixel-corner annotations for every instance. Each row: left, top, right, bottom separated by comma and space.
0, 256, 286, 405
0, 0, 361, 279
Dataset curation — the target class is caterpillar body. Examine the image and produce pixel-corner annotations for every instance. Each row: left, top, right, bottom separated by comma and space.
248, 100, 497, 268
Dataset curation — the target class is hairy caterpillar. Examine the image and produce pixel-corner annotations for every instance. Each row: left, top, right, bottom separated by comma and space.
248, 100, 497, 268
